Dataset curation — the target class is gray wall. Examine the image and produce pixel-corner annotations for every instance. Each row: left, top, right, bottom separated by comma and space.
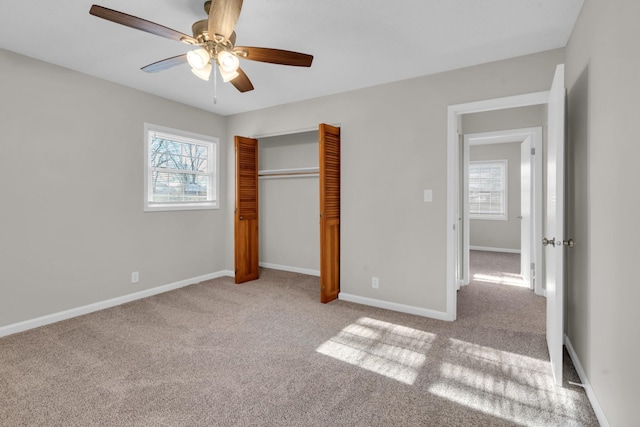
468, 143, 521, 250
0, 49, 228, 327
258, 132, 319, 272
226, 48, 565, 312
565, 0, 640, 425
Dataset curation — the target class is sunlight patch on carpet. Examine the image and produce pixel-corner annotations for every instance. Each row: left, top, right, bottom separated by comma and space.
428, 338, 589, 425
316, 317, 435, 385
473, 272, 528, 288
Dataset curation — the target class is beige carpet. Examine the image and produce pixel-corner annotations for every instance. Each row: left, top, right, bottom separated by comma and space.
0, 256, 598, 426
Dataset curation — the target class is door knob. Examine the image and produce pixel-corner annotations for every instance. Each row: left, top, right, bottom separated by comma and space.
563, 239, 575, 248
517, 215, 523, 220
542, 237, 556, 247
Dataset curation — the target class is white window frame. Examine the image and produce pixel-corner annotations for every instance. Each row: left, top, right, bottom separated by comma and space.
144, 123, 219, 212
468, 159, 508, 221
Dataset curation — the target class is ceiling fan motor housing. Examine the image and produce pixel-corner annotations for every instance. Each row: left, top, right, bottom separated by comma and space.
204, 1, 212, 15
191, 19, 237, 64
192, 19, 210, 43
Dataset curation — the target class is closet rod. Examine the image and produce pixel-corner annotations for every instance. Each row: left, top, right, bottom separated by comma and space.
258, 167, 319, 179
258, 172, 319, 179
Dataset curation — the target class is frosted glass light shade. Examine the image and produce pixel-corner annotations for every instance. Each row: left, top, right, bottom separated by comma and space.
191, 63, 212, 81
187, 48, 211, 70
219, 65, 239, 82
217, 50, 240, 73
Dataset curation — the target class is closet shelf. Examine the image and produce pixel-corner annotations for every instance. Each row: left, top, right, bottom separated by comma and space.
258, 167, 319, 179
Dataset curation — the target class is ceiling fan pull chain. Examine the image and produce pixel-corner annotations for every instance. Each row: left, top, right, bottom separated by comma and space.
213, 62, 218, 104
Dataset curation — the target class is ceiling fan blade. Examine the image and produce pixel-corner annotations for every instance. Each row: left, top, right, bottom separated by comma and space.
90, 5, 198, 45
208, 0, 243, 42
234, 47, 313, 67
230, 67, 254, 93
141, 54, 188, 73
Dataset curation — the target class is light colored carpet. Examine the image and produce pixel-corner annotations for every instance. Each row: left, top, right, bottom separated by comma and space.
0, 255, 598, 426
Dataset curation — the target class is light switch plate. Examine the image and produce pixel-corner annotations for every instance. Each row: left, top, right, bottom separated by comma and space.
424, 189, 433, 202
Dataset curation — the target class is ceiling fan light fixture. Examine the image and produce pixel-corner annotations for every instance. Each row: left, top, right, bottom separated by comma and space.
187, 48, 211, 70
219, 65, 239, 82
217, 50, 240, 73
191, 63, 212, 81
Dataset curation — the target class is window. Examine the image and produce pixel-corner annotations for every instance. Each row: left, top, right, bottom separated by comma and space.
469, 160, 507, 220
144, 123, 219, 211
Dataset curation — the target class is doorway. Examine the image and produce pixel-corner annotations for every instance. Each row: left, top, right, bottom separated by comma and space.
461, 127, 543, 296
446, 91, 549, 320
447, 64, 566, 386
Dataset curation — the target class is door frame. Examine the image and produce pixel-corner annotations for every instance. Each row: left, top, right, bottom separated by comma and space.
446, 91, 549, 321
462, 127, 543, 295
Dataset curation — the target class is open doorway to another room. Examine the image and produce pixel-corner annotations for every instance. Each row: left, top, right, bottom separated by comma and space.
447, 65, 566, 386
458, 107, 544, 297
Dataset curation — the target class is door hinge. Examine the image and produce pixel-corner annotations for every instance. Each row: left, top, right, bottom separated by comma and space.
531, 262, 535, 271
531, 148, 536, 155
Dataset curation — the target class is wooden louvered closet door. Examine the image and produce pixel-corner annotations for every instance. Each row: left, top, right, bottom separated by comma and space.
234, 136, 259, 284
319, 124, 341, 303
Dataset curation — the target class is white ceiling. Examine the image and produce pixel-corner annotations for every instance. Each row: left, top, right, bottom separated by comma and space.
0, 0, 584, 116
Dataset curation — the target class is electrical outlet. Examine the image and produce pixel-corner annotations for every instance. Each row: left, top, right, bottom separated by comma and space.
372, 277, 379, 289
131, 272, 139, 284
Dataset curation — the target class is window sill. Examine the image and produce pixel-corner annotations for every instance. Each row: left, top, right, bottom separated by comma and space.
470, 215, 508, 221
144, 203, 218, 212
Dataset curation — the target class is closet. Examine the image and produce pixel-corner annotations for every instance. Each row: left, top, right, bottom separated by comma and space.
259, 130, 320, 275
234, 124, 340, 303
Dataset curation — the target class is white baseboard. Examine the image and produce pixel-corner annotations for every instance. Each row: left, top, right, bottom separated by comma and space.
338, 293, 450, 321
0, 270, 234, 338
470, 246, 521, 254
259, 262, 320, 277
564, 334, 610, 427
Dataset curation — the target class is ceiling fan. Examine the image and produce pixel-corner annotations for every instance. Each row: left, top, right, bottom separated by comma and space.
89, 0, 313, 93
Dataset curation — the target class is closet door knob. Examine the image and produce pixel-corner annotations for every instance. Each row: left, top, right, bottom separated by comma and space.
239, 216, 244, 220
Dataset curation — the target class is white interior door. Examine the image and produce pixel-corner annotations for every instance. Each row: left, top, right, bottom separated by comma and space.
545, 64, 566, 387
520, 141, 532, 287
